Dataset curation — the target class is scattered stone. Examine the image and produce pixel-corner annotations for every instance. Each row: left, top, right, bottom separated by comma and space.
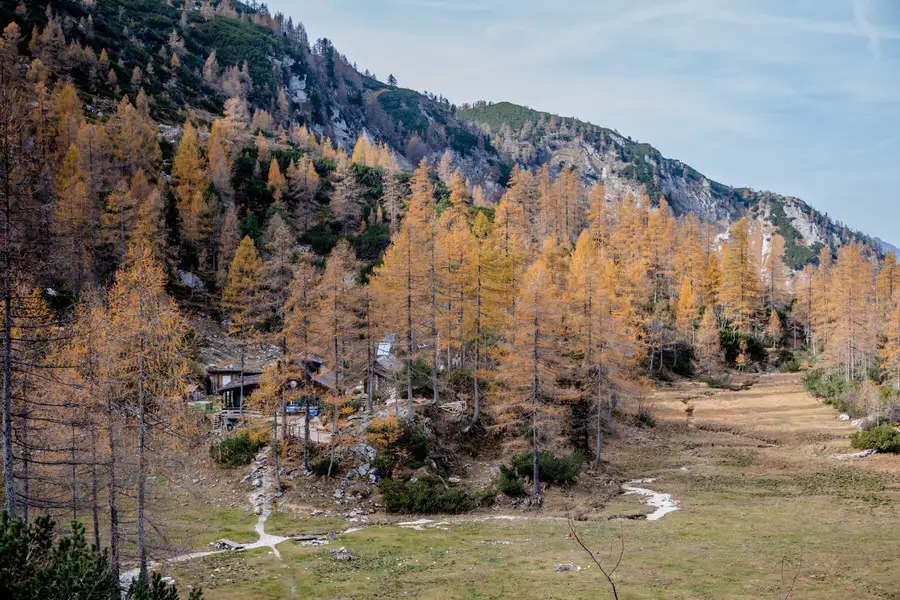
555, 563, 582, 573
212, 539, 245, 551
833, 448, 877, 460
607, 513, 646, 521
330, 547, 357, 562
333, 488, 344, 500
177, 270, 206, 292
300, 539, 329, 546
352, 444, 377, 462
311, 509, 325, 516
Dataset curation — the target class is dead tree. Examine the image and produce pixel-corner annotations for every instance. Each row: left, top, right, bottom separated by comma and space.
567, 516, 624, 600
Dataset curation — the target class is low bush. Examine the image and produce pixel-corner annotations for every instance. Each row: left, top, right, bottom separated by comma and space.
312, 456, 341, 477
366, 420, 430, 474
471, 487, 498, 508
632, 406, 656, 428
851, 424, 900, 453
379, 476, 472, 514
803, 370, 854, 399
498, 464, 525, 497
779, 359, 801, 373
209, 431, 266, 467
705, 376, 732, 389
508, 451, 584, 487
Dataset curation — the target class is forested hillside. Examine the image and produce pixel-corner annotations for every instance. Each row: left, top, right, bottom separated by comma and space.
1, 1, 899, 597
459, 101, 879, 269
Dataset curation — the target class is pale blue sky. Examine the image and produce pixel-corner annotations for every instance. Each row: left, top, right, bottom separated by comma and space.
268, 0, 900, 244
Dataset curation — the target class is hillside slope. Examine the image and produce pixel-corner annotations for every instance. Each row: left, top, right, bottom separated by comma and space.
459, 102, 878, 268
4, 0, 880, 269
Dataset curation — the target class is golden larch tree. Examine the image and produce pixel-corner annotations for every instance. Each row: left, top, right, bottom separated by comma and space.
172, 121, 211, 246
494, 257, 572, 501
222, 236, 265, 411
719, 218, 762, 333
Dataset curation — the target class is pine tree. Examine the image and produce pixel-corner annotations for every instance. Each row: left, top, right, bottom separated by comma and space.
822, 242, 876, 380
494, 258, 571, 501
330, 159, 364, 233
674, 275, 698, 341
567, 231, 638, 464
763, 234, 788, 310
720, 218, 762, 333
52, 81, 84, 159
766, 310, 784, 346
695, 308, 721, 372
310, 241, 361, 476
881, 303, 900, 390
267, 158, 287, 205
105, 245, 188, 579
107, 95, 160, 176
370, 160, 434, 422
287, 156, 319, 232
381, 166, 405, 232
223, 237, 264, 412
876, 251, 900, 324
265, 216, 294, 344
172, 121, 211, 248
208, 119, 232, 198
53, 144, 93, 294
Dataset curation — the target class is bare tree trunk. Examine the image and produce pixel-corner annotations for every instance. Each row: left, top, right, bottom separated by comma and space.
471, 250, 482, 428
406, 235, 414, 423
106, 394, 120, 584
273, 412, 280, 492
327, 403, 337, 478
594, 378, 604, 467
431, 227, 439, 407
137, 289, 148, 580
70, 421, 77, 522
137, 386, 147, 580
532, 314, 541, 501
2, 265, 15, 518
21, 403, 28, 524
90, 433, 99, 548
238, 330, 246, 417
303, 404, 310, 471
366, 299, 374, 412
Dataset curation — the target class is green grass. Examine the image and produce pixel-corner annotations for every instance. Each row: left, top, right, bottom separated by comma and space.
264, 511, 349, 536
167, 481, 900, 599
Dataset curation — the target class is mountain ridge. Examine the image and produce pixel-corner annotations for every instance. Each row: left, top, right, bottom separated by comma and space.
4, 0, 883, 268
457, 100, 882, 268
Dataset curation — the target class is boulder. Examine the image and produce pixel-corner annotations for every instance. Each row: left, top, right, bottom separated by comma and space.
554, 563, 582, 573
330, 547, 357, 562
352, 444, 377, 462
213, 539, 245, 551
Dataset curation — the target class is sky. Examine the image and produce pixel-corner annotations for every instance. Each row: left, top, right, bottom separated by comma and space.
267, 0, 900, 244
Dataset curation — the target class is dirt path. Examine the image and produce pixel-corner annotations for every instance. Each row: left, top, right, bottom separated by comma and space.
120, 447, 288, 588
